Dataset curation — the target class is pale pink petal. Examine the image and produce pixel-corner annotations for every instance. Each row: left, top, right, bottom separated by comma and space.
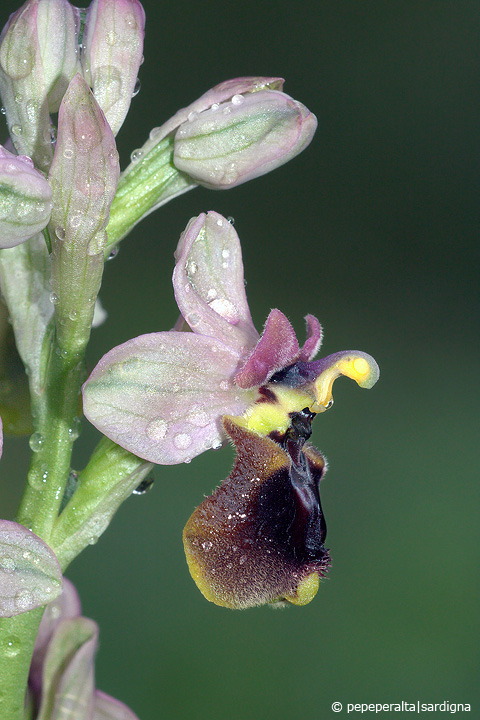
0, 520, 62, 617
298, 314, 323, 361
235, 309, 300, 389
94, 690, 140, 720
173, 211, 259, 351
83, 332, 256, 464
37, 617, 97, 720
30, 578, 81, 697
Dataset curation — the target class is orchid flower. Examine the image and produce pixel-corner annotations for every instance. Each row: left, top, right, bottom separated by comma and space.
82, 211, 379, 608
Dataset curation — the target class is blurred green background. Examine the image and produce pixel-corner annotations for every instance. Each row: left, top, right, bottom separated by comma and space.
1, 1, 479, 718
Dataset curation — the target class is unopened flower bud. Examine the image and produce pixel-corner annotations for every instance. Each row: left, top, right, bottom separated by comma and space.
0, 0, 80, 170
0, 144, 52, 248
36, 0, 81, 112
173, 89, 317, 188
82, 0, 145, 136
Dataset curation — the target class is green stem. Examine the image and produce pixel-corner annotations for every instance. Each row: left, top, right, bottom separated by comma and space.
0, 608, 43, 720
105, 136, 195, 252
16, 347, 84, 540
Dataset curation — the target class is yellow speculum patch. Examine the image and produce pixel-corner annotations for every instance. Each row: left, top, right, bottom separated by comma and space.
233, 386, 316, 438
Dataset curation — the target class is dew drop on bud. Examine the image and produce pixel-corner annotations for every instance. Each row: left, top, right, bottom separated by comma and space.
133, 473, 155, 495
29, 432, 44, 452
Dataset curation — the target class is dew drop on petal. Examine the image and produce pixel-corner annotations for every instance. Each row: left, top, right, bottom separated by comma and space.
132, 77, 141, 97
231, 94, 245, 106
0, 556, 15, 573
187, 410, 209, 427
55, 226, 66, 240
174, 433, 191, 449
187, 312, 201, 327
146, 418, 168, 441
15, 590, 34, 610
208, 298, 239, 322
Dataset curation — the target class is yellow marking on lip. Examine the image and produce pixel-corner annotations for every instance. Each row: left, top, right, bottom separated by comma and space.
233, 386, 315, 438
284, 572, 320, 606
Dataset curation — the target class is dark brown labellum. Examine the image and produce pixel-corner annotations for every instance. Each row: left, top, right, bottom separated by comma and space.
183, 416, 330, 609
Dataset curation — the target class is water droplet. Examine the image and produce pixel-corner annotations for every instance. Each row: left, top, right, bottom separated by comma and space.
187, 312, 201, 327
29, 432, 44, 452
87, 231, 106, 256
106, 30, 118, 45
210, 103, 220, 111
201, 541, 212, 551
55, 225, 65, 240
49, 292, 59, 304
49, 125, 57, 144
15, 590, 33, 610
11, 124, 23, 136
68, 310, 77, 321
107, 246, 119, 260
133, 473, 155, 495
69, 215, 81, 228
325, 399, 334, 409
73, 107, 104, 150
187, 411, 209, 427
209, 298, 238, 322
124, 12, 137, 28
130, 148, 143, 163
68, 416, 82, 440
14, 93, 23, 104
63, 147, 73, 159
146, 418, 168, 441
211, 439, 222, 450
88, 536, 99, 545
132, 77, 141, 97
187, 111, 198, 122
0, 556, 15, 573
231, 94, 245, 106
227, 216, 235, 224
0, 107, 5, 115
1, 636, 21, 658
174, 433, 191, 449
